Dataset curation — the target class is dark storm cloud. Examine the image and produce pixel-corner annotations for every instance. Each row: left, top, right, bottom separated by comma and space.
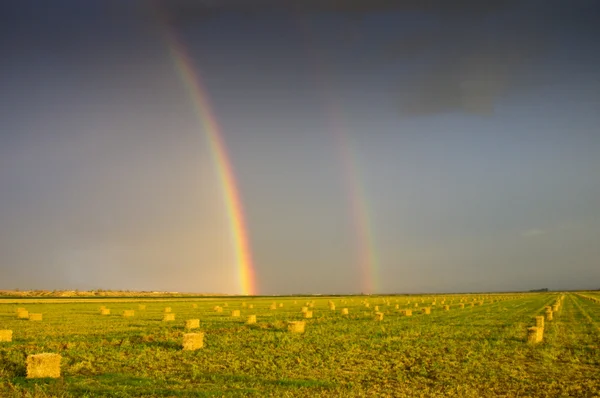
159, 0, 600, 116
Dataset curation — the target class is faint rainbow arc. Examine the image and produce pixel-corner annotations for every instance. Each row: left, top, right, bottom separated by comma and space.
296, 17, 379, 294
155, 15, 256, 295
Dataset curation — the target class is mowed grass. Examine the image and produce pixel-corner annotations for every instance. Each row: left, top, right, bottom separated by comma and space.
0, 293, 599, 397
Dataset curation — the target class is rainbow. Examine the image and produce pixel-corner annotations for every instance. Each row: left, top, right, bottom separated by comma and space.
296, 17, 379, 294
154, 11, 256, 295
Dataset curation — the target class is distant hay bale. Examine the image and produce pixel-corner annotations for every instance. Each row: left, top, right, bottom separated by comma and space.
443, 305, 450, 311
248, 304, 254, 309
182, 333, 204, 351
301, 307, 309, 313
527, 327, 542, 344
402, 310, 413, 317
16, 307, 26, 313
470, 303, 475, 308
17, 310, 29, 319
414, 303, 419, 308
459, 303, 465, 309
308, 302, 314, 308
545, 310, 553, 321
422, 307, 431, 314
364, 303, 370, 308
279, 303, 283, 308
535, 316, 544, 329
303, 311, 313, 319
395, 304, 399, 310
341, 308, 349, 315
29, 313, 42, 321
26, 353, 61, 378
138, 305, 146, 310
269, 303, 277, 310
122, 310, 134, 317
185, 319, 200, 330
231, 310, 240, 317
287, 321, 306, 334
100, 309, 110, 315
213, 306, 223, 313
0, 330, 12, 342
163, 313, 175, 322
374, 306, 379, 312
552, 305, 559, 312
164, 307, 172, 313
374, 312, 384, 321
192, 303, 198, 309
246, 315, 257, 324
329, 303, 336, 310
242, 302, 247, 308
99, 306, 106, 311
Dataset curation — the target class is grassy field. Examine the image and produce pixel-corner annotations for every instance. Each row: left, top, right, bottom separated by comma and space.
1, 293, 599, 397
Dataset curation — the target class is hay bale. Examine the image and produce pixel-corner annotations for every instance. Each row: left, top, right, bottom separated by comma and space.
459, 303, 465, 309
99, 306, 106, 311
16, 307, 26, 313
422, 307, 431, 314
535, 316, 544, 329
0, 330, 12, 342
26, 353, 61, 378
246, 315, 257, 324
185, 319, 200, 330
443, 305, 450, 311
231, 310, 240, 317
17, 310, 29, 319
470, 303, 475, 307
374, 306, 379, 312
163, 313, 175, 322
303, 311, 313, 319
29, 313, 42, 321
164, 307, 172, 313
213, 306, 223, 313
403, 309, 413, 317
138, 305, 146, 310
100, 309, 110, 315
242, 302, 247, 308
279, 303, 283, 308
287, 321, 306, 334
527, 327, 541, 344
269, 303, 277, 310
182, 333, 204, 351
248, 304, 254, 309
301, 307, 308, 313
414, 303, 419, 308
329, 303, 336, 311
552, 305, 559, 312
341, 308, 349, 315
192, 303, 198, 309
122, 310, 134, 317
374, 312, 384, 321
545, 310, 553, 321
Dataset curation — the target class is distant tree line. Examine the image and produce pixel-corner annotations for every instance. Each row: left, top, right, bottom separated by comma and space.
529, 288, 549, 292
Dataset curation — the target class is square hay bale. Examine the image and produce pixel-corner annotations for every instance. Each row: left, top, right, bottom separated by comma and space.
231, 310, 240, 317
269, 303, 277, 310
163, 313, 175, 322
16, 307, 26, 313
364, 303, 370, 308
443, 305, 450, 311
0, 330, 13, 342
303, 311, 313, 319
459, 303, 465, 309
374, 306, 379, 312
164, 307, 172, 313
246, 315, 257, 324
123, 310, 134, 317
26, 353, 61, 378
374, 312, 384, 321
242, 302, 247, 308
341, 308, 349, 315
422, 307, 431, 315
248, 304, 254, 309
527, 327, 542, 344
138, 305, 146, 310
414, 303, 419, 308
182, 333, 204, 351
100, 309, 110, 315
213, 306, 223, 313
279, 303, 283, 308
287, 321, 306, 334
329, 304, 336, 311
301, 307, 308, 314
29, 313, 42, 321
402, 310, 413, 317
185, 319, 200, 330
17, 310, 29, 319
545, 310, 553, 321
535, 316, 545, 329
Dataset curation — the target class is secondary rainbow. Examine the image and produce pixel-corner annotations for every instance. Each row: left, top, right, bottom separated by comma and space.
155, 12, 256, 295
296, 17, 379, 293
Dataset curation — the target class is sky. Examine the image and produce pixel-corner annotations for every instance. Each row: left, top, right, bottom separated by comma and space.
1, 0, 599, 294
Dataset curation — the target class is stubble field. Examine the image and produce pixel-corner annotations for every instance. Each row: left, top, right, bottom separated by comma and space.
1, 292, 599, 397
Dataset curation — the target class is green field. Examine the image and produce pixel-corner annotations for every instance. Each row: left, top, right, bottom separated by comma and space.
1, 293, 599, 397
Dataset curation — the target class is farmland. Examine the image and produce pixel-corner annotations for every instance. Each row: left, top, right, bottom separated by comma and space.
1, 292, 599, 397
